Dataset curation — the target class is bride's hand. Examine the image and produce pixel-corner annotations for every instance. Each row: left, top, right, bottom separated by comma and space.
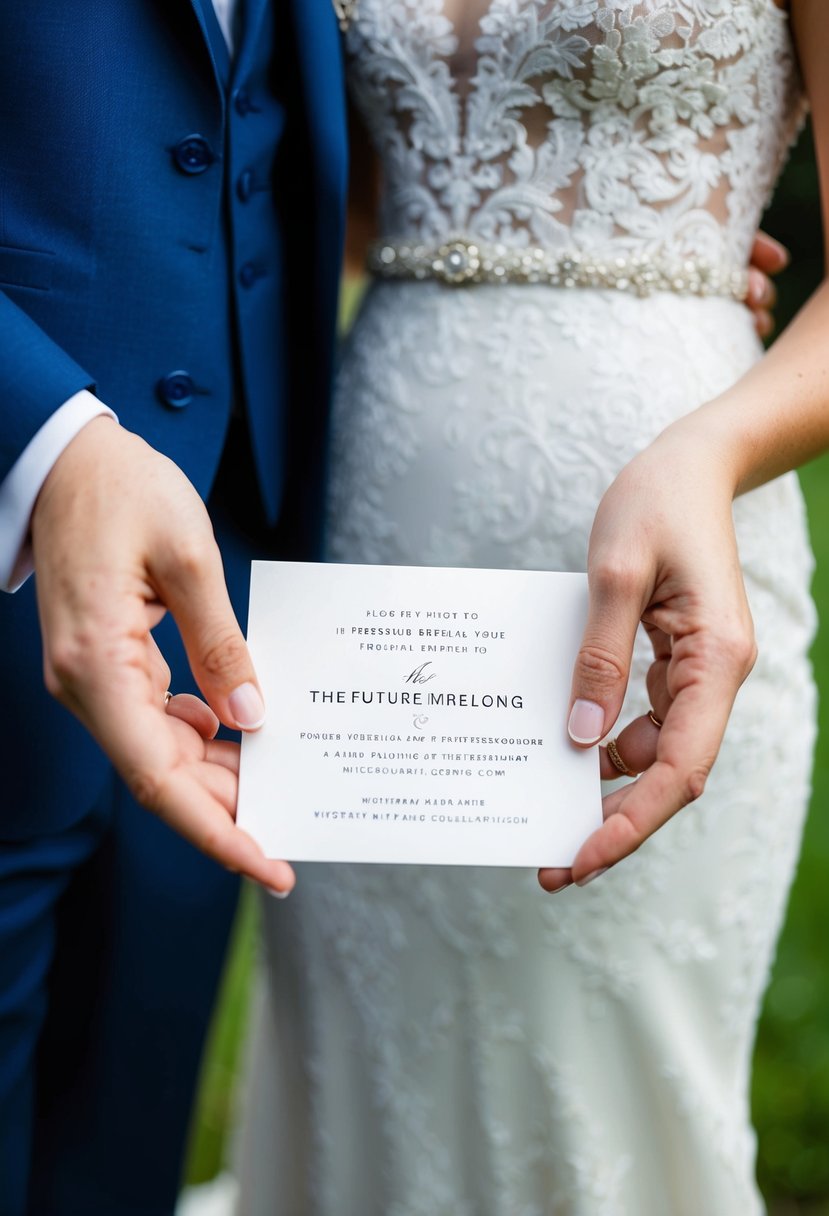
539, 420, 756, 892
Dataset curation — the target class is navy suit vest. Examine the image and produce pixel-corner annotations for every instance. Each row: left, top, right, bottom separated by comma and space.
0, 0, 347, 836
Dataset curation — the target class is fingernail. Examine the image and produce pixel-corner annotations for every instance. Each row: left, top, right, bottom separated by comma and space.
767, 235, 790, 267
568, 699, 605, 744
576, 866, 609, 887
748, 267, 765, 305
550, 879, 573, 893
229, 682, 265, 730
267, 887, 291, 900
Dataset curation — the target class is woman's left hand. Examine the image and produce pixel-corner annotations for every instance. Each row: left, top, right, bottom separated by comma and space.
539, 418, 756, 892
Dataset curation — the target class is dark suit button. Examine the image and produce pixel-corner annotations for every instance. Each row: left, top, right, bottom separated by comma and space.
237, 170, 254, 202
238, 262, 261, 288
157, 371, 194, 409
173, 135, 214, 175
233, 88, 252, 116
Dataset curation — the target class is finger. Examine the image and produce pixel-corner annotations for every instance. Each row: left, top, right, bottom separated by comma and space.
143, 763, 296, 893
645, 664, 671, 723
147, 636, 173, 698
749, 231, 790, 275
151, 530, 265, 732
133, 756, 294, 894
643, 631, 673, 725
38, 589, 276, 881
161, 720, 239, 803
641, 676, 666, 729
643, 620, 671, 657
537, 866, 573, 893
568, 559, 649, 746
754, 309, 774, 340
161, 727, 242, 799
569, 628, 749, 883
193, 756, 238, 810
53, 639, 292, 894
747, 267, 776, 311
599, 711, 661, 778
204, 737, 242, 775
166, 692, 221, 739
598, 639, 672, 781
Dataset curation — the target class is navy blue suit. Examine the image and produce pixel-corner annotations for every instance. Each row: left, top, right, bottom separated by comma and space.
0, 3, 346, 1212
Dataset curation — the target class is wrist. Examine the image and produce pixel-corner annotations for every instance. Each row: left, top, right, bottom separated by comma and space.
32, 414, 119, 538
652, 399, 750, 499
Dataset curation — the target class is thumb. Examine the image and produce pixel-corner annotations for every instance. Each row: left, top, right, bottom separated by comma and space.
155, 533, 265, 732
568, 564, 646, 747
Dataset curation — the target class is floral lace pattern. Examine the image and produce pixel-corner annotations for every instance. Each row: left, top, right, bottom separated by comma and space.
345, 0, 803, 263
236, 5, 817, 1215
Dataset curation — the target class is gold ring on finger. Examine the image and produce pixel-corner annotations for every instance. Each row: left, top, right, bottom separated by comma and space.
164, 691, 173, 707
606, 737, 636, 777
648, 709, 663, 729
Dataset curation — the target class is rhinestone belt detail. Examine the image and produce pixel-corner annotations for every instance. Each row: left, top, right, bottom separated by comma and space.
367, 237, 749, 300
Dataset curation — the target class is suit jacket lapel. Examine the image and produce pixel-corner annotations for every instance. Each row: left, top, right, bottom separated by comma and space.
289, 0, 347, 199
231, 0, 268, 87
189, 0, 232, 91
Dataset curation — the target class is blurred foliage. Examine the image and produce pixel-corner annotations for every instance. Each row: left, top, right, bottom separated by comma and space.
184, 885, 258, 1186
754, 122, 829, 1212
185, 123, 829, 1211
758, 448, 829, 1216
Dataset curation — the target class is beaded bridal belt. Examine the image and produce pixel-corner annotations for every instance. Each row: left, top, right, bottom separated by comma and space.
367, 237, 749, 301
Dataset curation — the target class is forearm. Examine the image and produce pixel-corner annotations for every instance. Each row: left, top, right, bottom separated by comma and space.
664, 278, 829, 496
0, 292, 95, 480
652, 2, 829, 499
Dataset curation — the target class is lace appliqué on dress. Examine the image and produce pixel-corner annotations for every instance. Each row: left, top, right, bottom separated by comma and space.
345, 0, 803, 266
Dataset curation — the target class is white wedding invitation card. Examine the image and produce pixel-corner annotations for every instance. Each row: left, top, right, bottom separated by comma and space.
238, 561, 602, 867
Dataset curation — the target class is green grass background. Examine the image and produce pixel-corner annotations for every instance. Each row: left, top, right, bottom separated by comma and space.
184, 124, 829, 1212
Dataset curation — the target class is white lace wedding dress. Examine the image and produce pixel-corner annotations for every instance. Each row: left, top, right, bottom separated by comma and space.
236, 4, 817, 1213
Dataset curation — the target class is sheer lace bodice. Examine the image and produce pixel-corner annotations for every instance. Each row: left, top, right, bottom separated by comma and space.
345, 0, 802, 266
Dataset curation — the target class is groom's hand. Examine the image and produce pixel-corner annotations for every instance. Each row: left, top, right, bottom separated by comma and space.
31, 416, 294, 896
747, 231, 789, 338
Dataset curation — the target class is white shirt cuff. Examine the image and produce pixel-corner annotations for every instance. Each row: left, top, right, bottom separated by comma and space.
0, 390, 117, 592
